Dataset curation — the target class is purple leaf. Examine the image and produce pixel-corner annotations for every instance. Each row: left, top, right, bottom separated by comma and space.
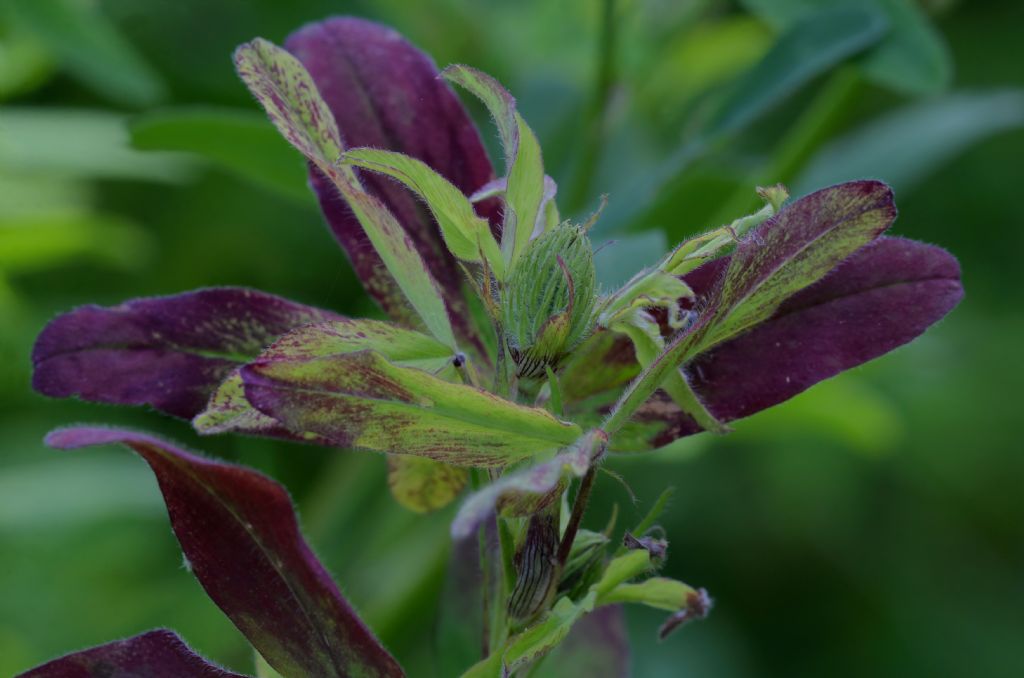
32, 288, 339, 419
568, 236, 963, 447
45, 427, 403, 678
285, 17, 497, 353
16, 629, 245, 678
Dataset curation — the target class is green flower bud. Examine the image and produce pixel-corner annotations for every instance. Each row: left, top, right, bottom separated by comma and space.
501, 223, 597, 378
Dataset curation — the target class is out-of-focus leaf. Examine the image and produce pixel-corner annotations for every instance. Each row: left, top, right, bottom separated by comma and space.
450, 430, 606, 538
285, 19, 497, 354
387, 456, 468, 513
241, 351, 581, 467
16, 629, 245, 678
194, 319, 455, 439
46, 427, 404, 678
7, 0, 165, 107
706, 6, 887, 136
234, 37, 457, 350
599, 6, 886, 233
733, 372, 903, 455
0, 455, 162, 531
535, 606, 630, 678
0, 174, 90, 220
796, 90, 1024, 196
32, 288, 340, 419
0, 214, 152, 274
0, 24, 53, 100
130, 107, 311, 202
741, 0, 951, 94
0, 109, 194, 182
859, 0, 951, 94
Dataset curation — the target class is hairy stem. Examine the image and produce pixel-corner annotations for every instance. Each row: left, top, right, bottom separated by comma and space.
556, 467, 598, 567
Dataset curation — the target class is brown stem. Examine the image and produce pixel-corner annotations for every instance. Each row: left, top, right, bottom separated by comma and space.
556, 467, 597, 567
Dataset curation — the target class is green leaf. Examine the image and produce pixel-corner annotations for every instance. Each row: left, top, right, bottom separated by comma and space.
796, 90, 1024, 196
130, 107, 311, 202
441, 65, 518, 171
741, 0, 951, 95
241, 350, 581, 467
707, 6, 887, 136
342, 147, 504, 277
503, 114, 546, 266
234, 38, 457, 348
0, 109, 194, 182
858, 0, 951, 94
441, 65, 546, 267
8, 0, 165, 106
387, 456, 468, 513
195, 319, 455, 438
0, 213, 152, 274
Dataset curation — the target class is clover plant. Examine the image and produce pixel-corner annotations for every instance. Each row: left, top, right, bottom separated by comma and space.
20, 16, 963, 678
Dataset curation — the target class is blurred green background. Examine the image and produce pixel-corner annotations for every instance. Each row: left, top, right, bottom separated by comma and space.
1, 0, 1022, 676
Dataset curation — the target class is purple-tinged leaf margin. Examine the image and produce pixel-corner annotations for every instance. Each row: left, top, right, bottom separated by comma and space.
16, 629, 245, 678
45, 427, 403, 678
32, 288, 340, 419
566, 234, 963, 447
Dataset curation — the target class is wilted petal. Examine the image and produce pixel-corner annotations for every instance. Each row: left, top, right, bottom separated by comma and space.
45, 427, 403, 678
16, 629, 245, 678
286, 18, 496, 351
450, 430, 606, 539
32, 288, 339, 419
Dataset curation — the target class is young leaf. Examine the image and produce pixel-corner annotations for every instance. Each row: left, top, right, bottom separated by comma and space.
234, 37, 456, 349
241, 351, 581, 467
441, 65, 519, 172
45, 427, 404, 678
342, 147, 504, 277
285, 19, 497, 354
441, 65, 546, 266
16, 629, 246, 678
387, 456, 468, 513
32, 288, 340, 419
